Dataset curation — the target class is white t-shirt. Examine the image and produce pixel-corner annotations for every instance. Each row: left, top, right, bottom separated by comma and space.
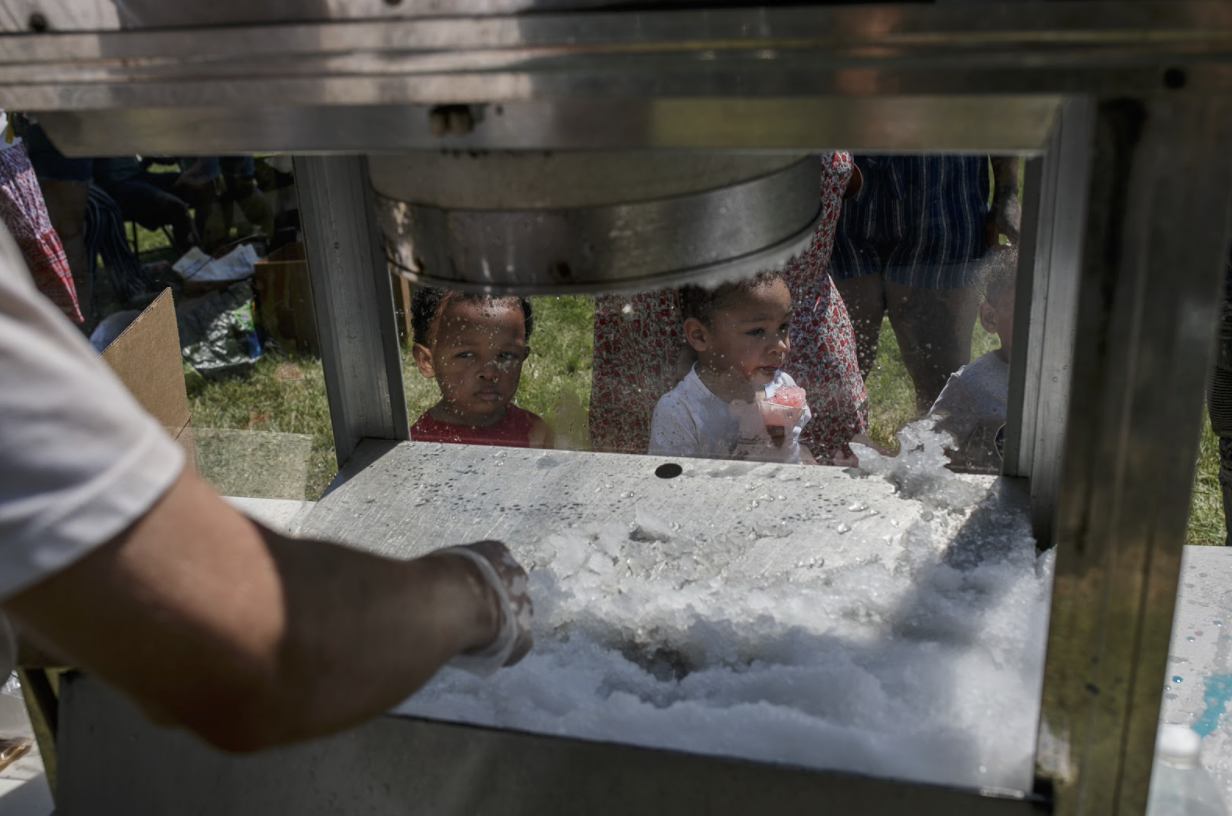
649, 367, 812, 464
928, 350, 1010, 472
0, 223, 184, 602
931, 350, 1009, 423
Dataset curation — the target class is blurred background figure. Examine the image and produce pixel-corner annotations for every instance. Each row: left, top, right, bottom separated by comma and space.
200, 157, 275, 251
92, 155, 210, 255
831, 154, 1021, 414
0, 110, 83, 326
17, 117, 94, 328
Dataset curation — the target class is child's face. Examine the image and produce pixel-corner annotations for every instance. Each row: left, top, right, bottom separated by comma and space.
413, 299, 530, 425
688, 278, 793, 387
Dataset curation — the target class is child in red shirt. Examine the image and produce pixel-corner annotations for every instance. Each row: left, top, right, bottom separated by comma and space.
409, 287, 551, 449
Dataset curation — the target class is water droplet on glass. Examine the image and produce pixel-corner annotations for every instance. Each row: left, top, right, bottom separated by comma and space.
836, 523, 851, 534
1172, 675, 1184, 684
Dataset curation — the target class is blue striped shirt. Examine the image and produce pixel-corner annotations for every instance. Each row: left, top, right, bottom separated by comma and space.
831, 155, 990, 289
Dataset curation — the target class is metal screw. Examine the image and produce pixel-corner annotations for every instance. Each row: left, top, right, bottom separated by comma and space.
1163, 67, 1187, 90
428, 105, 476, 137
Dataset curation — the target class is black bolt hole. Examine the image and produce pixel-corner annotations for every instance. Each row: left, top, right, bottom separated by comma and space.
1163, 67, 1187, 90
28, 13, 48, 32
655, 463, 683, 479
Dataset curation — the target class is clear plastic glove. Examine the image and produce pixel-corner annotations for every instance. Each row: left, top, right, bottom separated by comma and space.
439, 540, 533, 676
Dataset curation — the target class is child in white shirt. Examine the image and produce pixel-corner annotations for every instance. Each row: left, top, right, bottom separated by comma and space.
649, 270, 815, 464
929, 249, 1017, 472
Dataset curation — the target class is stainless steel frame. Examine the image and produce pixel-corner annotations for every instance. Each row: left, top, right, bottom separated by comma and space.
1003, 98, 1094, 541
1038, 94, 1232, 813
58, 671, 1042, 816
4, 3, 1232, 815
294, 155, 409, 465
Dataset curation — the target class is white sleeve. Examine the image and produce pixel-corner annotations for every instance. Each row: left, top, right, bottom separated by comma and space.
931, 371, 976, 418
0, 225, 184, 601
648, 393, 701, 457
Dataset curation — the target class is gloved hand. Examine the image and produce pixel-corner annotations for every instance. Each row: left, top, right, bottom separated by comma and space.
439, 540, 533, 676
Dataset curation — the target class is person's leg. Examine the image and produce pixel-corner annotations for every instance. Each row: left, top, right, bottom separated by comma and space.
1208, 289, 1232, 545
884, 281, 982, 414
831, 272, 887, 380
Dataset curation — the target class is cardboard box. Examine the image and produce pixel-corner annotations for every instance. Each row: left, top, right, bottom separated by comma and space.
253, 242, 319, 355
99, 288, 197, 470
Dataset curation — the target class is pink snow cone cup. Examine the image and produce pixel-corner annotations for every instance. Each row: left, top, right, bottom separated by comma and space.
759, 385, 806, 428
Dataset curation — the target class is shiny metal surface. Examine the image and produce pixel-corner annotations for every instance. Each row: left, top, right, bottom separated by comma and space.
1002, 99, 1092, 541
294, 156, 409, 465
1036, 95, 1232, 815
58, 673, 1043, 816
0, 0, 696, 32
28, 98, 1064, 157
59, 440, 1043, 814
5, 3, 1232, 154
371, 153, 820, 294
301, 439, 959, 559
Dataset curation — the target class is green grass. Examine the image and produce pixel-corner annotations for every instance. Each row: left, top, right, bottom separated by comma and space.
184, 354, 339, 500
1189, 423, 1225, 546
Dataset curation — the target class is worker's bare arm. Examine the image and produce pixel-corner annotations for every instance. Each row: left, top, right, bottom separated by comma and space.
1, 467, 501, 752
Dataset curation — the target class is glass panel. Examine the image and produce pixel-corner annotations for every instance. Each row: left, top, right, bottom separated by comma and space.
16, 112, 1050, 793
385, 148, 1049, 795
16, 127, 338, 500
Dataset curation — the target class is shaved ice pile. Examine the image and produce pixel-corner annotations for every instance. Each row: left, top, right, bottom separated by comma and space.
395, 421, 1053, 792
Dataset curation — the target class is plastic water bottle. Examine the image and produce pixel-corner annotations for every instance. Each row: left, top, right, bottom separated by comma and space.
1147, 725, 1229, 816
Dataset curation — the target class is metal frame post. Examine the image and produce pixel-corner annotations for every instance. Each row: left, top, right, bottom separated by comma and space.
1035, 93, 1232, 815
1004, 98, 1095, 543
293, 155, 409, 467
